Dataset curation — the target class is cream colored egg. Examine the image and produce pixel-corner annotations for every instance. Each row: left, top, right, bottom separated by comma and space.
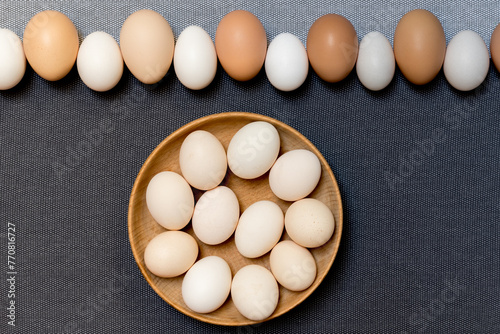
356, 31, 395, 91
144, 231, 198, 278
235, 200, 284, 258
270, 240, 317, 291
192, 186, 239, 245
182, 256, 232, 314
269, 149, 321, 201
0, 29, 25, 90
179, 130, 227, 190
231, 264, 279, 321
77, 31, 124, 92
285, 198, 335, 248
145, 171, 194, 230
443, 30, 489, 91
174, 25, 217, 90
227, 121, 280, 179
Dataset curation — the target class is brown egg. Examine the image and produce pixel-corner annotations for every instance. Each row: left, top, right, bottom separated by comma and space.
215, 10, 267, 81
23, 10, 79, 81
306, 14, 358, 83
393, 9, 446, 85
120, 9, 174, 85
490, 23, 500, 72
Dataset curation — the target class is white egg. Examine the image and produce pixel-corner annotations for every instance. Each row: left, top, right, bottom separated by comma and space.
179, 130, 227, 190
270, 240, 316, 291
269, 149, 321, 201
0, 29, 26, 90
144, 231, 198, 278
182, 256, 232, 314
285, 198, 335, 248
356, 31, 395, 91
231, 264, 279, 321
227, 121, 280, 179
77, 31, 123, 92
265, 32, 309, 91
235, 200, 284, 258
443, 30, 489, 91
192, 186, 239, 245
174, 25, 217, 90
146, 171, 194, 230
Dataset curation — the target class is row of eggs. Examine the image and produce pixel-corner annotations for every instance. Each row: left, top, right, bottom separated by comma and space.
144, 121, 335, 320
1, 8, 500, 92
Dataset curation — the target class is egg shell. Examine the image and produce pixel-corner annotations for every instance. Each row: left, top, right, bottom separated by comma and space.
144, 231, 198, 278
192, 186, 239, 245
285, 198, 335, 248
77, 31, 124, 92
120, 9, 174, 84
231, 264, 279, 321
306, 14, 358, 83
356, 31, 395, 91
145, 171, 194, 230
490, 23, 500, 72
235, 200, 284, 258
174, 25, 217, 90
215, 10, 267, 81
393, 9, 446, 85
443, 30, 489, 92
227, 121, 280, 179
179, 130, 227, 190
270, 240, 317, 291
265, 32, 309, 91
182, 256, 232, 314
269, 149, 321, 201
0, 29, 26, 90
23, 10, 79, 81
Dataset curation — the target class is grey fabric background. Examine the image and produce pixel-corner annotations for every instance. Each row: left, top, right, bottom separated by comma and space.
1, 1, 499, 333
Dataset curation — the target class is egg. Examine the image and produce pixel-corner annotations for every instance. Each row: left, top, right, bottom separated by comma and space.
285, 198, 335, 248
120, 9, 174, 84
77, 31, 123, 92
265, 32, 309, 91
235, 200, 284, 258
179, 130, 227, 190
145, 171, 194, 230
306, 14, 358, 83
269, 149, 321, 201
23, 10, 79, 81
231, 264, 279, 321
0, 29, 25, 90
270, 240, 317, 291
443, 30, 489, 91
192, 186, 239, 245
215, 10, 267, 81
174, 25, 217, 90
356, 31, 395, 91
182, 256, 232, 314
227, 121, 280, 179
491, 23, 500, 72
144, 231, 198, 278
393, 9, 446, 85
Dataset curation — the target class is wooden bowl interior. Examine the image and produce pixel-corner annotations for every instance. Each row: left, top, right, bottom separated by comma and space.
128, 112, 343, 326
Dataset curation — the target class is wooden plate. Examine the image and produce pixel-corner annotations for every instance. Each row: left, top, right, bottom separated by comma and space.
128, 112, 343, 326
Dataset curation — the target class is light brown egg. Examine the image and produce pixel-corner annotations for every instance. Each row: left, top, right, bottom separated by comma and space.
490, 23, 500, 73
23, 10, 79, 81
393, 9, 446, 85
120, 9, 174, 85
306, 14, 358, 83
215, 10, 267, 81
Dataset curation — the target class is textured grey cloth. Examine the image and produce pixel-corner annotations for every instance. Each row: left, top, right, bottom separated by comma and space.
1, 1, 499, 333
